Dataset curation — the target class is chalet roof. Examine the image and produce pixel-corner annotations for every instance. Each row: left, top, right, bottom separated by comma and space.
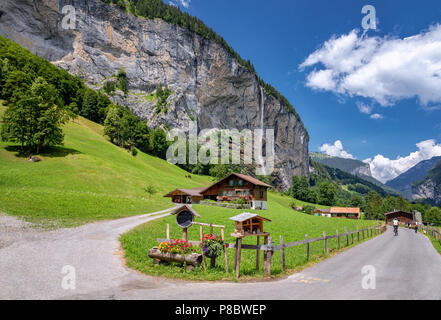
229, 212, 271, 222
384, 209, 412, 216
314, 208, 331, 213
170, 204, 201, 217
163, 187, 208, 197
330, 207, 360, 214
201, 172, 271, 194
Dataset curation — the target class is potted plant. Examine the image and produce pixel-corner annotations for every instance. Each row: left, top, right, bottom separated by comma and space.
200, 234, 224, 259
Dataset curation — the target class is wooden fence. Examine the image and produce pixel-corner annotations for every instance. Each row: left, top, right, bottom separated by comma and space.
158, 223, 387, 278
423, 225, 441, 245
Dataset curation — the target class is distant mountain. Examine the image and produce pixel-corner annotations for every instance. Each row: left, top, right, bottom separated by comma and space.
310, 152, 372, 177
309, 152, 400, 196
310, 160, 400, 198
386, 156, 441, 199
412, 159, 441, 205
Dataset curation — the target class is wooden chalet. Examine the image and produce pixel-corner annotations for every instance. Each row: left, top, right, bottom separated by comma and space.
163, 172, 271, 210
313, 207, 360, 219
330, 207, 360, 219
163, 187, 206, 204
385, 210, 422, 225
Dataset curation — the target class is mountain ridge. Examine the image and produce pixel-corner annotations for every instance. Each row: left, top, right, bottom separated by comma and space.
386, 156, 441, 199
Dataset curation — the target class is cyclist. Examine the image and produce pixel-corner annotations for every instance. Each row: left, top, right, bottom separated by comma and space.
393, 218, 399, 236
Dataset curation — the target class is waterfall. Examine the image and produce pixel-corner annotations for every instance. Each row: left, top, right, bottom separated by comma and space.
257, 87, 267, 175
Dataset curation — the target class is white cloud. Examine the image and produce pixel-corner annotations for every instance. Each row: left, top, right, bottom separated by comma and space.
169, 0, 191, 8
300, 25, 441, 107
364, 139, 441, 183
356, 101, 373, 114
319, 140, 355, 159
370, 113, 384, 119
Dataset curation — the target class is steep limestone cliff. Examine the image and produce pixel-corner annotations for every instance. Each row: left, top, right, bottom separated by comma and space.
0, 0, 309, 189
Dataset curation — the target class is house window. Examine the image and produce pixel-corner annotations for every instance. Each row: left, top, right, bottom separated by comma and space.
260, 191, 264, 198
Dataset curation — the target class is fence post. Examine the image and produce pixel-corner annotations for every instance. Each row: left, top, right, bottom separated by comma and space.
357, 226, 360, 241
264, 236, 273, 275
351, 229, 354, 244
323, 231, 328, 254
166, 224, 170, 240
221, 227, 228, 273
280, 235, 286, 271
344, 227, 349, 246
256, 236, 260, 271
337, 230, 341, 249
306, 234, 310, 261
235, 238, 242, 278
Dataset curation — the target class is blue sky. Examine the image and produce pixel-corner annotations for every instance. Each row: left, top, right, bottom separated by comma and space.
171, 0, 441, 182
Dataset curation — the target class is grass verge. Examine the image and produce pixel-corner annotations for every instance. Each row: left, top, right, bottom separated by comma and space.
120, 193, 381, 281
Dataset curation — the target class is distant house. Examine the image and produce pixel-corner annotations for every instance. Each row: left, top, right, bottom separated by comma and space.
164, 172, 271, 210
385, 210, 422, 225
163, 187, 206, 205
330, 207, 360, 219
313, 207, 360, 219
313, 208, 331, 217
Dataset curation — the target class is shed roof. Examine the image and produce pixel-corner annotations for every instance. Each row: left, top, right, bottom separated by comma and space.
163, 187, 208, 197
330, 207, 360, 214
170, 204, 201, 217
384, 210, 412, 216
229, 212, 271, 222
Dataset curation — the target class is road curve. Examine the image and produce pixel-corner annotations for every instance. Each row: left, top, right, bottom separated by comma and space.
1, 212, 440, 300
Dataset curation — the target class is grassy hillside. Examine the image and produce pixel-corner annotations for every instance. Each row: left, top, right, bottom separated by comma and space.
0, 101, 209, 227
121, 191, 377, 281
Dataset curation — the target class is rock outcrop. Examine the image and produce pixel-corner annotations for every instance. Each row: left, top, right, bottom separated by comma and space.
412, 179, 441, 204
0, 0, 309, 189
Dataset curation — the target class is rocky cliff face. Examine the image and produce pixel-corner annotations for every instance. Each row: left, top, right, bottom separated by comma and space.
0, 0, 309, 189
412, 179, 441, 204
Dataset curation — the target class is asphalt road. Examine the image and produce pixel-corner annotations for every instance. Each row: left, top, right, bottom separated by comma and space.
1, 212, 441, 300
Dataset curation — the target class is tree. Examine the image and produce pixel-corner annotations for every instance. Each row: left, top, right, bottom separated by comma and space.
81, 89, 99, 122
425, 207, 441, 226
104, 106, 122, 146
318, 182, 336, 206
2, 70, 32, 100
350, 194, 364, 209
1, 77, 68, 154
144, 184, 156, 199
396, 196, 410, 212
382, 196, 397, 213
290, 175, 309, 199
364, 191, 383, 220
150, 128, 169, 159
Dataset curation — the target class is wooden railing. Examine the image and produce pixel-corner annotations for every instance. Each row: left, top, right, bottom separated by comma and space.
157, 223, 387, 278
423, 225, 441, 244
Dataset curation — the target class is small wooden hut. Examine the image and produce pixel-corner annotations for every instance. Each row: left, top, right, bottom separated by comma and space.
229, 212, 271, 238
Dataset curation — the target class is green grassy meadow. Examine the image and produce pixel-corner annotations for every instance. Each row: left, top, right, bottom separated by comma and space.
120, 191, 379, 281
0, 102, 209, 227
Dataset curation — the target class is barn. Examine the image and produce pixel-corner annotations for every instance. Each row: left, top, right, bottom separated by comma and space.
385, 210, 417, 225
